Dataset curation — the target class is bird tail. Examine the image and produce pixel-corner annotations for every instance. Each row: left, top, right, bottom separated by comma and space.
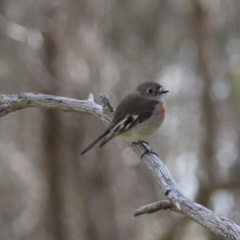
81, 116, 129, 154
99, 132, 116, 148
81, 129, 111, 155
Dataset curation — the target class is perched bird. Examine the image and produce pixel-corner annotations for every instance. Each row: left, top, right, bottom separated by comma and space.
81, 82, 169, 155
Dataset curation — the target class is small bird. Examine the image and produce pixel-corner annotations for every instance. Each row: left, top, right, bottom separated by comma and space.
81, 82, 169, 155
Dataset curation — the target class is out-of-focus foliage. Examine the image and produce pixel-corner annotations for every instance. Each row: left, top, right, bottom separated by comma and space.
0, 0, 240, 239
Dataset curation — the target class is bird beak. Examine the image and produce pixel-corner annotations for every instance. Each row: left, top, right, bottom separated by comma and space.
159, 89, 169, 94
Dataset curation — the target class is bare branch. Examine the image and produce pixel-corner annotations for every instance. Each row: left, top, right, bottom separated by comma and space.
0, 92, 240, 239
0, 92, 109, 123
134, 200, 172, 216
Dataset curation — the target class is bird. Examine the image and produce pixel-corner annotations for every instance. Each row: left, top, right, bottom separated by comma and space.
81, 82, 169, 155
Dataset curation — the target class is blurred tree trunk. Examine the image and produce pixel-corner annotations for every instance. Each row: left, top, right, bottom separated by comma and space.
193, 1, 222, 239
193, 0, 218, 183
39, 3, 119, 239
162, 0, 222, 239
41, 29, 65, 240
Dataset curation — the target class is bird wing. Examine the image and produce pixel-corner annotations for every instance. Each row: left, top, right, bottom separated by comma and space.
99, 114, 139, 148
111, 94, 158, 125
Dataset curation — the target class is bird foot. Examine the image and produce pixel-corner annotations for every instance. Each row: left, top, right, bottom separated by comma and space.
132, 141, 159, 159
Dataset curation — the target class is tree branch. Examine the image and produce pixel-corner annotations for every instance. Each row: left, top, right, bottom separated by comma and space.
0, 92, 109, 123
134, 200, 172, 216
0, 92, 240, 239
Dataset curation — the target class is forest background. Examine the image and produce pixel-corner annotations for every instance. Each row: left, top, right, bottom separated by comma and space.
0, 0, 240, 239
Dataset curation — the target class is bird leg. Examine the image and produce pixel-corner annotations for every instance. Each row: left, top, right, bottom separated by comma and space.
132, 141, 159, 159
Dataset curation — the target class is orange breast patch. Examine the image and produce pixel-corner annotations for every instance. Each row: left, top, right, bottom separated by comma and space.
161, 102, 167, 116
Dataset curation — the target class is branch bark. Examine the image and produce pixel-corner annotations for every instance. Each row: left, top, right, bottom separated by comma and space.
0, 92, 240, 239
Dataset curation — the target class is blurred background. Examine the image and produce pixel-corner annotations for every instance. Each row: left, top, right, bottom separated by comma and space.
0, 0, 240, 239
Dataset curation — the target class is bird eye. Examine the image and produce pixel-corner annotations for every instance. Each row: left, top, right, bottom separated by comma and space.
147, 88, 153, 94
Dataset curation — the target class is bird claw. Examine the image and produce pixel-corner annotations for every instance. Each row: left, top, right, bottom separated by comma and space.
140, 148, 159, 159
131, 141, 159, 159
140, 140, 149, 145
